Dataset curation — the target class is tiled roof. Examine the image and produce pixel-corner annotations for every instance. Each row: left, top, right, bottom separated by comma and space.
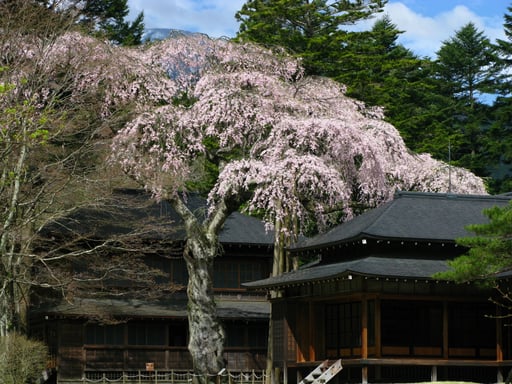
33, 294, 269, 320
220, 212, 274, 245
42, 189, 274, 246
246, 191, 512, 290
244, 255, 450, 289
295, 191, 511, 251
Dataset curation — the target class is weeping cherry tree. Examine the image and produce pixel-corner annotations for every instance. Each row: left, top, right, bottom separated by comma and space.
110, 34, 486, 380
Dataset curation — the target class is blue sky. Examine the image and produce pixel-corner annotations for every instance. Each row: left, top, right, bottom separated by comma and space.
127, 0, 510, 58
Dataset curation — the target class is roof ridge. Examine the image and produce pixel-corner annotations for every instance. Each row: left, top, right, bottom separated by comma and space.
395, 190, 511, 202
360, 198, 396, 236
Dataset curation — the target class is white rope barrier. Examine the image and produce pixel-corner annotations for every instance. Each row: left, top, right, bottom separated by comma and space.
82, 370, 267, 383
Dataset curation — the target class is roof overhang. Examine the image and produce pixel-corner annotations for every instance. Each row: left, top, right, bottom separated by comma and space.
244, 256, 452, 290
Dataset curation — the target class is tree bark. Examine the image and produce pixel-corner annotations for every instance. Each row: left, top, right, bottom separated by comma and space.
184, 238, 225, 381
0, 123, 28, 336
169, 196, 231, 383
267, 215, 286, 384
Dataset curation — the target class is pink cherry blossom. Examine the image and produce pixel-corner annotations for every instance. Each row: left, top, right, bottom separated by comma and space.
110, 34, 486, 236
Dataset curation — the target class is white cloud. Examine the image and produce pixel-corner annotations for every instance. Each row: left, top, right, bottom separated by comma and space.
127, 0, 507, 58
384, 2, 506, 58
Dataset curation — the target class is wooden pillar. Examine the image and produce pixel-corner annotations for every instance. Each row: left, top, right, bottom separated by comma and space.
309, 301, 315, 361
497, 304, 504, 362
362, 297, 368, 359
497, 303, 504, 384
374, 298, 382, 383
361, 297, 368, 384
443, 301, 449, 359
375, 298, 381, 358
295, 302, 305, 363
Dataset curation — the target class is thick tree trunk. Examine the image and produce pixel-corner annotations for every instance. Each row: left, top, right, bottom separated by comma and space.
184, 238, 225, 382
169, 197, 230, 384
265, 314, 274, 384
266, 217, 285, 384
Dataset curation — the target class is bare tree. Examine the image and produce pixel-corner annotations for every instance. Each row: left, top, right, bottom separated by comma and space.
0, 0, 165, 335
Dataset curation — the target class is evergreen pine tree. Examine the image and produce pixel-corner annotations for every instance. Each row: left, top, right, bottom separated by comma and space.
235, 0, 386, 76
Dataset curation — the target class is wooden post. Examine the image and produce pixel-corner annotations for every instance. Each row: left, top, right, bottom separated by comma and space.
361, 297, 369, 384
497, 305, 504, 362
443, 301, 449, 359
309, 301, 315, 361
362, 297, 368, 359
497, 303, 504, 384
375, 298, 381, 358
374, 298, 381, 383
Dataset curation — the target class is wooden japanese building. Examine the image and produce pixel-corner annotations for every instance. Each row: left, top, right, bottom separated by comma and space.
30, 189, 274, 383
245, 191, 512, 384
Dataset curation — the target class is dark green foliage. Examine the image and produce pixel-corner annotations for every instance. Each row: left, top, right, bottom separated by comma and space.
338, 15, 416, 102
435, 202, 512, 285
337, 16, 445, 152
235, 0, 386, 76
486, 5, 512, 192
78, 0, 145, 46
495, 5, 512, 87
486, 96, 512, 193
409, 22, 500, 182
435, 22, 499, 107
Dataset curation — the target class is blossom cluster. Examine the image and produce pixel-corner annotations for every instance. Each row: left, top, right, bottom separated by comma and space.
110, 34, 486, 236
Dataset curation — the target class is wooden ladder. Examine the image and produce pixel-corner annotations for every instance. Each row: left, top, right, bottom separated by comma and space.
299, 359, 343, 384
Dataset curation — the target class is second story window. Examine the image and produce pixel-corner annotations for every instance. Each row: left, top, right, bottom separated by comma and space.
148, 256, 270, 290
214, 259, 268, 289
